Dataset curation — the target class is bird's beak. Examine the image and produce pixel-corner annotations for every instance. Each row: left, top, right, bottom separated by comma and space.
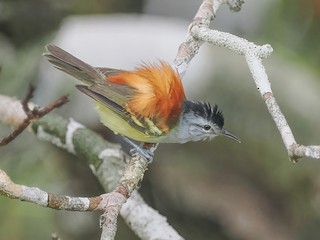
221, 129, 241, 143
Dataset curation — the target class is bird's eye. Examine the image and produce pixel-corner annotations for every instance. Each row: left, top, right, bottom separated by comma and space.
203, 125, 211, 132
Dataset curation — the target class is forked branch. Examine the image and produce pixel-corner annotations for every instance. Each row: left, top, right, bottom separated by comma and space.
176, 0, 319, 162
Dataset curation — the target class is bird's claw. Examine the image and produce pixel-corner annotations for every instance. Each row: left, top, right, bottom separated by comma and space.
122, 136, 154, 162
129, 148, 154, 162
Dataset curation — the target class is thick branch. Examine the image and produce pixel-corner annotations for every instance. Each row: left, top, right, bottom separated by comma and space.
0, 168, 104, 211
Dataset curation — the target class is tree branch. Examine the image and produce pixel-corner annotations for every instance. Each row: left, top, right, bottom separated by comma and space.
174, 0, 245, 76
0, 85, 68, 146
98, 0, 246, 238
0, 94, 183, 240
181, 0, 319, 162
2, 0, 316, 238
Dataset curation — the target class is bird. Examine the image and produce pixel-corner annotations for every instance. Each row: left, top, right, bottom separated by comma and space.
44, 44, 239, 159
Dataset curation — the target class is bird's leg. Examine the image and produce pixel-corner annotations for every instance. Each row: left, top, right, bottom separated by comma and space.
121, 136, 154, 161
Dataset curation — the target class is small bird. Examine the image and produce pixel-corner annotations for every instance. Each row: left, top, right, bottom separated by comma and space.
44, 45, 239, 159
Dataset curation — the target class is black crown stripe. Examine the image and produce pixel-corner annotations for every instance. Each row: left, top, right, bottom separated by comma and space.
183, 101, 224, 128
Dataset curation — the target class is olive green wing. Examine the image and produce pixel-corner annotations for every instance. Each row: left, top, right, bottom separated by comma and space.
94, 67, 137, 106
96, 67, 124, 76
76, 84, 150, 135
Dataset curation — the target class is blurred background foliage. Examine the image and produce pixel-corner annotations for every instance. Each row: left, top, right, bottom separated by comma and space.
0, 0, 320, 239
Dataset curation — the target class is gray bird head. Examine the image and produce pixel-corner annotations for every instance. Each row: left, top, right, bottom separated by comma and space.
169, 101, 240, 144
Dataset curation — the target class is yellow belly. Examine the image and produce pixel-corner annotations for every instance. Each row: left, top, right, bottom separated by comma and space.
95, 103, 161, 143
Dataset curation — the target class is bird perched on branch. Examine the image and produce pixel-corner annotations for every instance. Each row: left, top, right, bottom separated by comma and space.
44, 45, 239, 159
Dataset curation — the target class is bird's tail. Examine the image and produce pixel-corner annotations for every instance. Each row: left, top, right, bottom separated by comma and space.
44, 44, 106, 85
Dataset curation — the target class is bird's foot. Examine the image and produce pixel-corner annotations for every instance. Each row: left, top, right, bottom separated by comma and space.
121, 136, 154, 162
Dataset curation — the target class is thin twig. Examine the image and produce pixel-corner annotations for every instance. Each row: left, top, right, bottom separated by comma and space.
22, 84, 35, 114
0, 85, 69, 146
